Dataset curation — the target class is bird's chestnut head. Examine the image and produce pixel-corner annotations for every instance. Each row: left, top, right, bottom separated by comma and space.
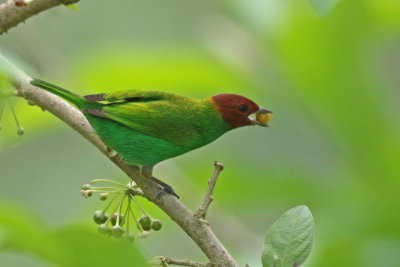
211, 94, 272, 128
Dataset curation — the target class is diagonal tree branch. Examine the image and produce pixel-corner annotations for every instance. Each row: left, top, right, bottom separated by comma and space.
0, 0, 79, 35
0, 53, 239, 267
151, 256, 216, 267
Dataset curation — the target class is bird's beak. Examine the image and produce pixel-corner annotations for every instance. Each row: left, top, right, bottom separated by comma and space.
250, 107, 272, 127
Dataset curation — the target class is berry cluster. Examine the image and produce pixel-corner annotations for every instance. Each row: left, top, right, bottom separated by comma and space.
81, 179, 162, 242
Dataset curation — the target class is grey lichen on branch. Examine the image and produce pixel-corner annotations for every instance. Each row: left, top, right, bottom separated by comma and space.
0, 0, 79, 35
0, 54, 239, 267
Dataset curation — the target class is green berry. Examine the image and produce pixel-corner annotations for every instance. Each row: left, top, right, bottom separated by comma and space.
80, 190, 92, 198
98, 224, 111, 235
99, 193, 108, 201
93, 210, 108, 224
81, 184, 91, 190
111, 225, 124, 238
17, 126, 24, 136
151, 220, 162, 231
139, 216, 151, 231
122, 233, 135, 242
111, 213, 125, 226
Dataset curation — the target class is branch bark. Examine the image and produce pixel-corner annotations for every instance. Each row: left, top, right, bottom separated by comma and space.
0, 0, 79, 35
195, 161, 224, 220
151, 256, 216, 267
0, 54, 239, 266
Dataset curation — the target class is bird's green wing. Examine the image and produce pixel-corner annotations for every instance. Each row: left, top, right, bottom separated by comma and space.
83, 90, 164, 103
105, 90, 165, 102
83, 90, 202, 147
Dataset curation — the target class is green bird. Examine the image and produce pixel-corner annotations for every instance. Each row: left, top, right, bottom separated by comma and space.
30, 79, 271, 198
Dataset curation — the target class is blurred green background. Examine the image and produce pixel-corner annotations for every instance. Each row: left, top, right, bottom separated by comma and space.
1, 0, 400, 266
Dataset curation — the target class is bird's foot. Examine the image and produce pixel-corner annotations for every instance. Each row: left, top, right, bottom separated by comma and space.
139, 166, 180, 200
154, 184, 180, 200
150, 176, 179, 200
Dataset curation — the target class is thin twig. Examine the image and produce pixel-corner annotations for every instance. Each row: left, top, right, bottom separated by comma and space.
0, 54, 239, 267
195, 161, 224, 220
0, 0, 79, 35
151, 256, 216, 267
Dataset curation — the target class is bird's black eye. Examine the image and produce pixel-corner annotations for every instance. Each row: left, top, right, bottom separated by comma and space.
237, 104, 248, 113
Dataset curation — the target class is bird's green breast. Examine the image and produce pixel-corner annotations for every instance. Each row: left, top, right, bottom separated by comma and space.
183, 98, 233, 149
85, 97, 231, 166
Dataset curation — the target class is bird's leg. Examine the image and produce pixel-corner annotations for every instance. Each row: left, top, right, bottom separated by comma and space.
139, 165, 153, 179
139, 166, 179, 199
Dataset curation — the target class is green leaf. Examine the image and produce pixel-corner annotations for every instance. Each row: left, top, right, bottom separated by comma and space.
262, 205, 314, 267
64, 4, 80, 12
308, 0, 340, 16
0, 202, 147, 266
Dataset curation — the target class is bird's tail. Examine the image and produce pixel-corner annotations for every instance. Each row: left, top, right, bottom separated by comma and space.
30, 78, 86, 108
